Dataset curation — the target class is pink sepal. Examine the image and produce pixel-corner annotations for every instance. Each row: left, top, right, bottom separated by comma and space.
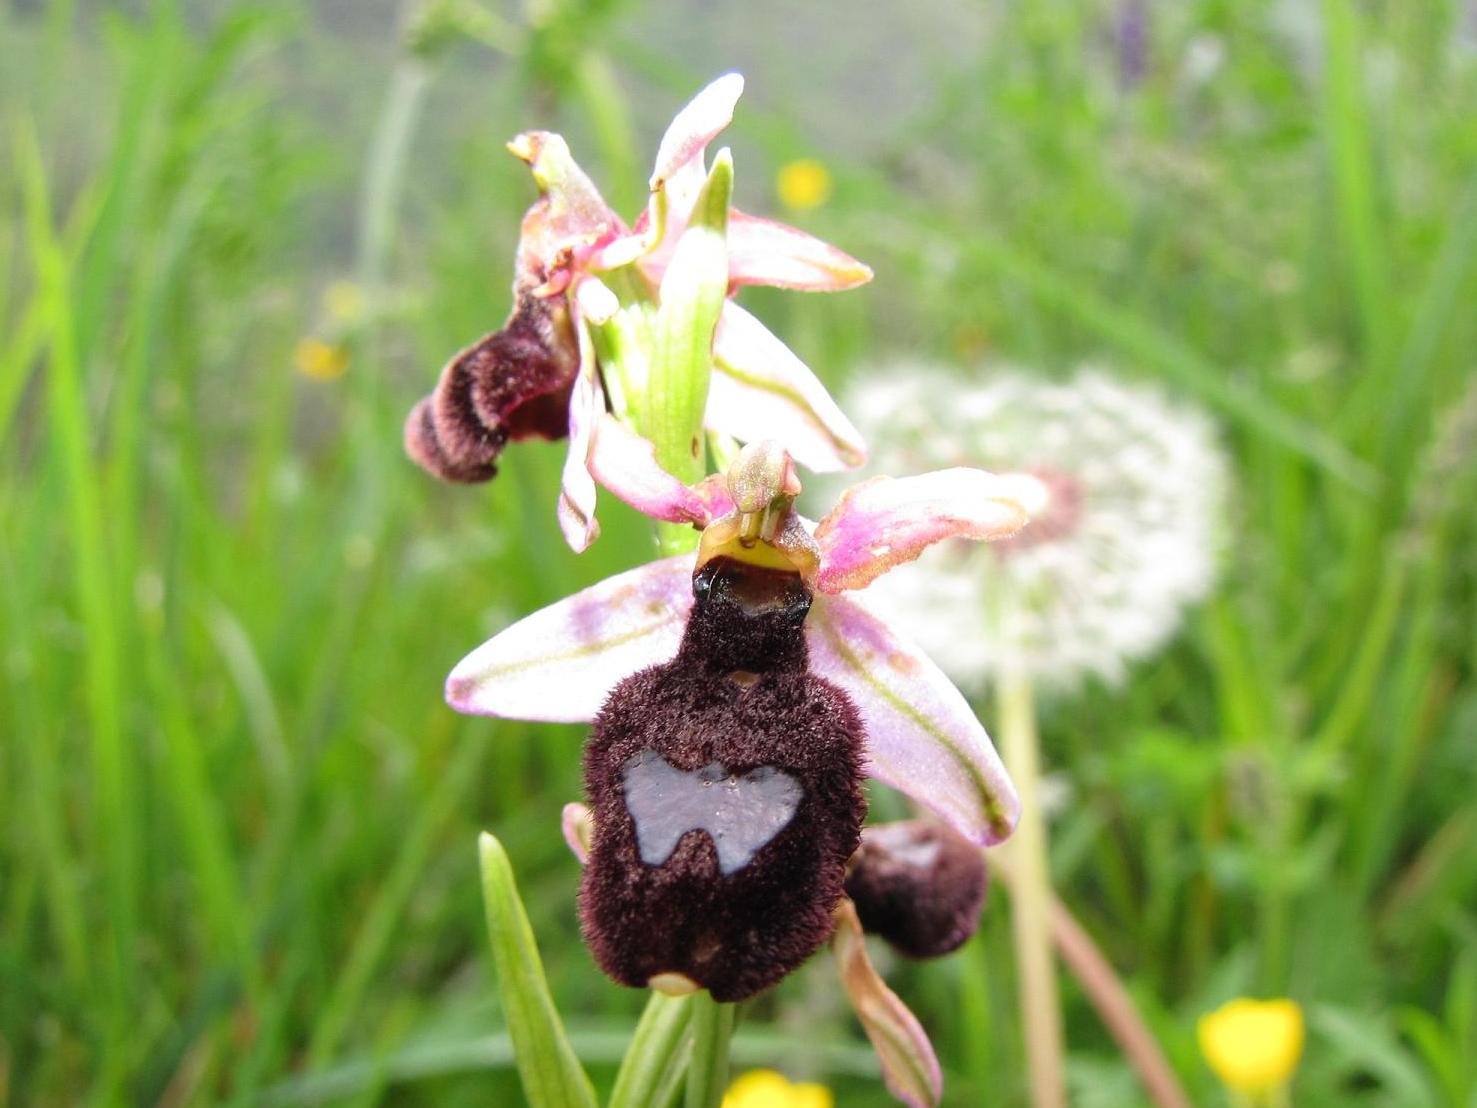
727, 210, 873, 290
709, 304, 868, 473
806, 593, 1020, 845
446, 554, 695, 722
831, 898, 944, 1107
813, 468, 1029, 593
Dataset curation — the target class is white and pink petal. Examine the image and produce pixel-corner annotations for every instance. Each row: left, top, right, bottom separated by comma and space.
805, 592, 1019, 845
556, 325, 605, 553
708, 303, 869, 474
726, 210, 873, 291
446, 555, 695, 723
587, 414, 724, 527
812, 468, 1030, 593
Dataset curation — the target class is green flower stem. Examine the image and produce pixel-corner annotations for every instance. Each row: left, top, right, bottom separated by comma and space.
1000, 668, 1067, 1108
609, 146, 735, 1102
684, 990, 736, 1108
608, 992, 695, 1108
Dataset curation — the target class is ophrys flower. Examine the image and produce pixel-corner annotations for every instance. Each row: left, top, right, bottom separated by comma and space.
448, 441, 1026, 1005
405, 75, 872, 551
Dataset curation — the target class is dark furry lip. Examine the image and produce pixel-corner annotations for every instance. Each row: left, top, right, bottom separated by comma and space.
844, 820, 988, 960
578, 554, 867, 1001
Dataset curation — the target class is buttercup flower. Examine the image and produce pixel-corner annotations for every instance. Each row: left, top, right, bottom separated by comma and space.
1197, 998, 1304, 1100
723, 1069, 833, 1108
450, 442, 1027, 999
847, 367, 1226, 690
777, 158, 833, 211
404, 74, 872, 550
294, 336, 349, 381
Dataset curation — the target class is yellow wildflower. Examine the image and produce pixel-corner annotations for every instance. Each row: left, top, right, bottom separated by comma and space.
294, 337, 349, 381
325, 280, 365, 324
776, 158, 833, 212
722, 1068, 833, 1108
1198, 998, 1304, 1098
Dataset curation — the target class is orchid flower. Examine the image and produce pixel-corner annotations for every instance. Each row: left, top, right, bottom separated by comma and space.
448, 443, 1033, 847
404, 74, 872, 552
448, 441, 1031, 1105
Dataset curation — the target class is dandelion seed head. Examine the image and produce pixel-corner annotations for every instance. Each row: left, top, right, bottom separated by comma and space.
845, 366, 1227, 691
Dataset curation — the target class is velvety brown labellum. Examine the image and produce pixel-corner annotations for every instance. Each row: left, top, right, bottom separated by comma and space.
580, 556, 866, 1002
403, 294, 578, 483
844, 820, 988, 959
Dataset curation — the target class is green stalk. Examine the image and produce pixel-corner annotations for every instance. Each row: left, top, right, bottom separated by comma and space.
1000, 667, 1066, 1108
684, 991, 735, 1108
612, 147, 737, 1102
608, 992, 695, 1108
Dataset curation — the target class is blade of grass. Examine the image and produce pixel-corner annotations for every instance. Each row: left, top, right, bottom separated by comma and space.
14, 116, 138, 1090
306, 730, 490, 1067
476, 830, 598, 1108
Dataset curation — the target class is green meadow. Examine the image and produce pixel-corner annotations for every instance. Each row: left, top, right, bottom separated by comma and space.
2, 1, 1475, 1104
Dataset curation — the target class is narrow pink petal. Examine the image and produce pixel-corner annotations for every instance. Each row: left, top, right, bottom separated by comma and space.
588, 414, 716, 526
556, 332, 603, 553
586, 230, 652, 274
650, 73, 744, 195
562, 802, 593, 864
727, 210, 873, 290
813, 469, 1029, 593
831, 898, 943, 1108
709, 303, 868, 473
691, 473, 737, 520
446, 554, 696, 722
806, 593, 1019, 845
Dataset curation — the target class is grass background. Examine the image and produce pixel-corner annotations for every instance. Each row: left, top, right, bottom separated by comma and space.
2, 0, 1476, 1104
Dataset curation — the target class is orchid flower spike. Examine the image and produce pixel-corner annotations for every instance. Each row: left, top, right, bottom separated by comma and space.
448, 443, 1029, 999
404, 74, 872, 551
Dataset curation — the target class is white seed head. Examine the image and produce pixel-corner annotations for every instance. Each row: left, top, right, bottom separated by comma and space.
846, 366, 1228, 692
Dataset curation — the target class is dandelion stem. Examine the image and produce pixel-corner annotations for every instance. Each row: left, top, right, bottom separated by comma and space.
991, 849, 1194, 1108
999, 667, 1067, 1108
685, 991, 735, 1108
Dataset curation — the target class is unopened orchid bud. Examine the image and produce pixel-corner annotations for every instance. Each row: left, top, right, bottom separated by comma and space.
844, 820, 988, 959
579, 553, 865, 1001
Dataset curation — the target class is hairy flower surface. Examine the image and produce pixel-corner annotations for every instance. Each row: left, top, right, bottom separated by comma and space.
448, 442, 1028, 1008
405, 75, 871, 551
844, 820, 988, 959
846, 367, 1226, 689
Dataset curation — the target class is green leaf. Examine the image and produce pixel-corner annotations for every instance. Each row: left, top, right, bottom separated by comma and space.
477, 832, 598, 1108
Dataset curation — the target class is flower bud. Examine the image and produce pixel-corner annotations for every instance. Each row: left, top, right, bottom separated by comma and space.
844, 820, 987, 959
404, 294, 578, 483
579, 554, 865, 1001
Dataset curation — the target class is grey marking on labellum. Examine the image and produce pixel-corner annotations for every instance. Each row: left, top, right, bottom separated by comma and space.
621, 750, 804, 876
866, 822, 943, 869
